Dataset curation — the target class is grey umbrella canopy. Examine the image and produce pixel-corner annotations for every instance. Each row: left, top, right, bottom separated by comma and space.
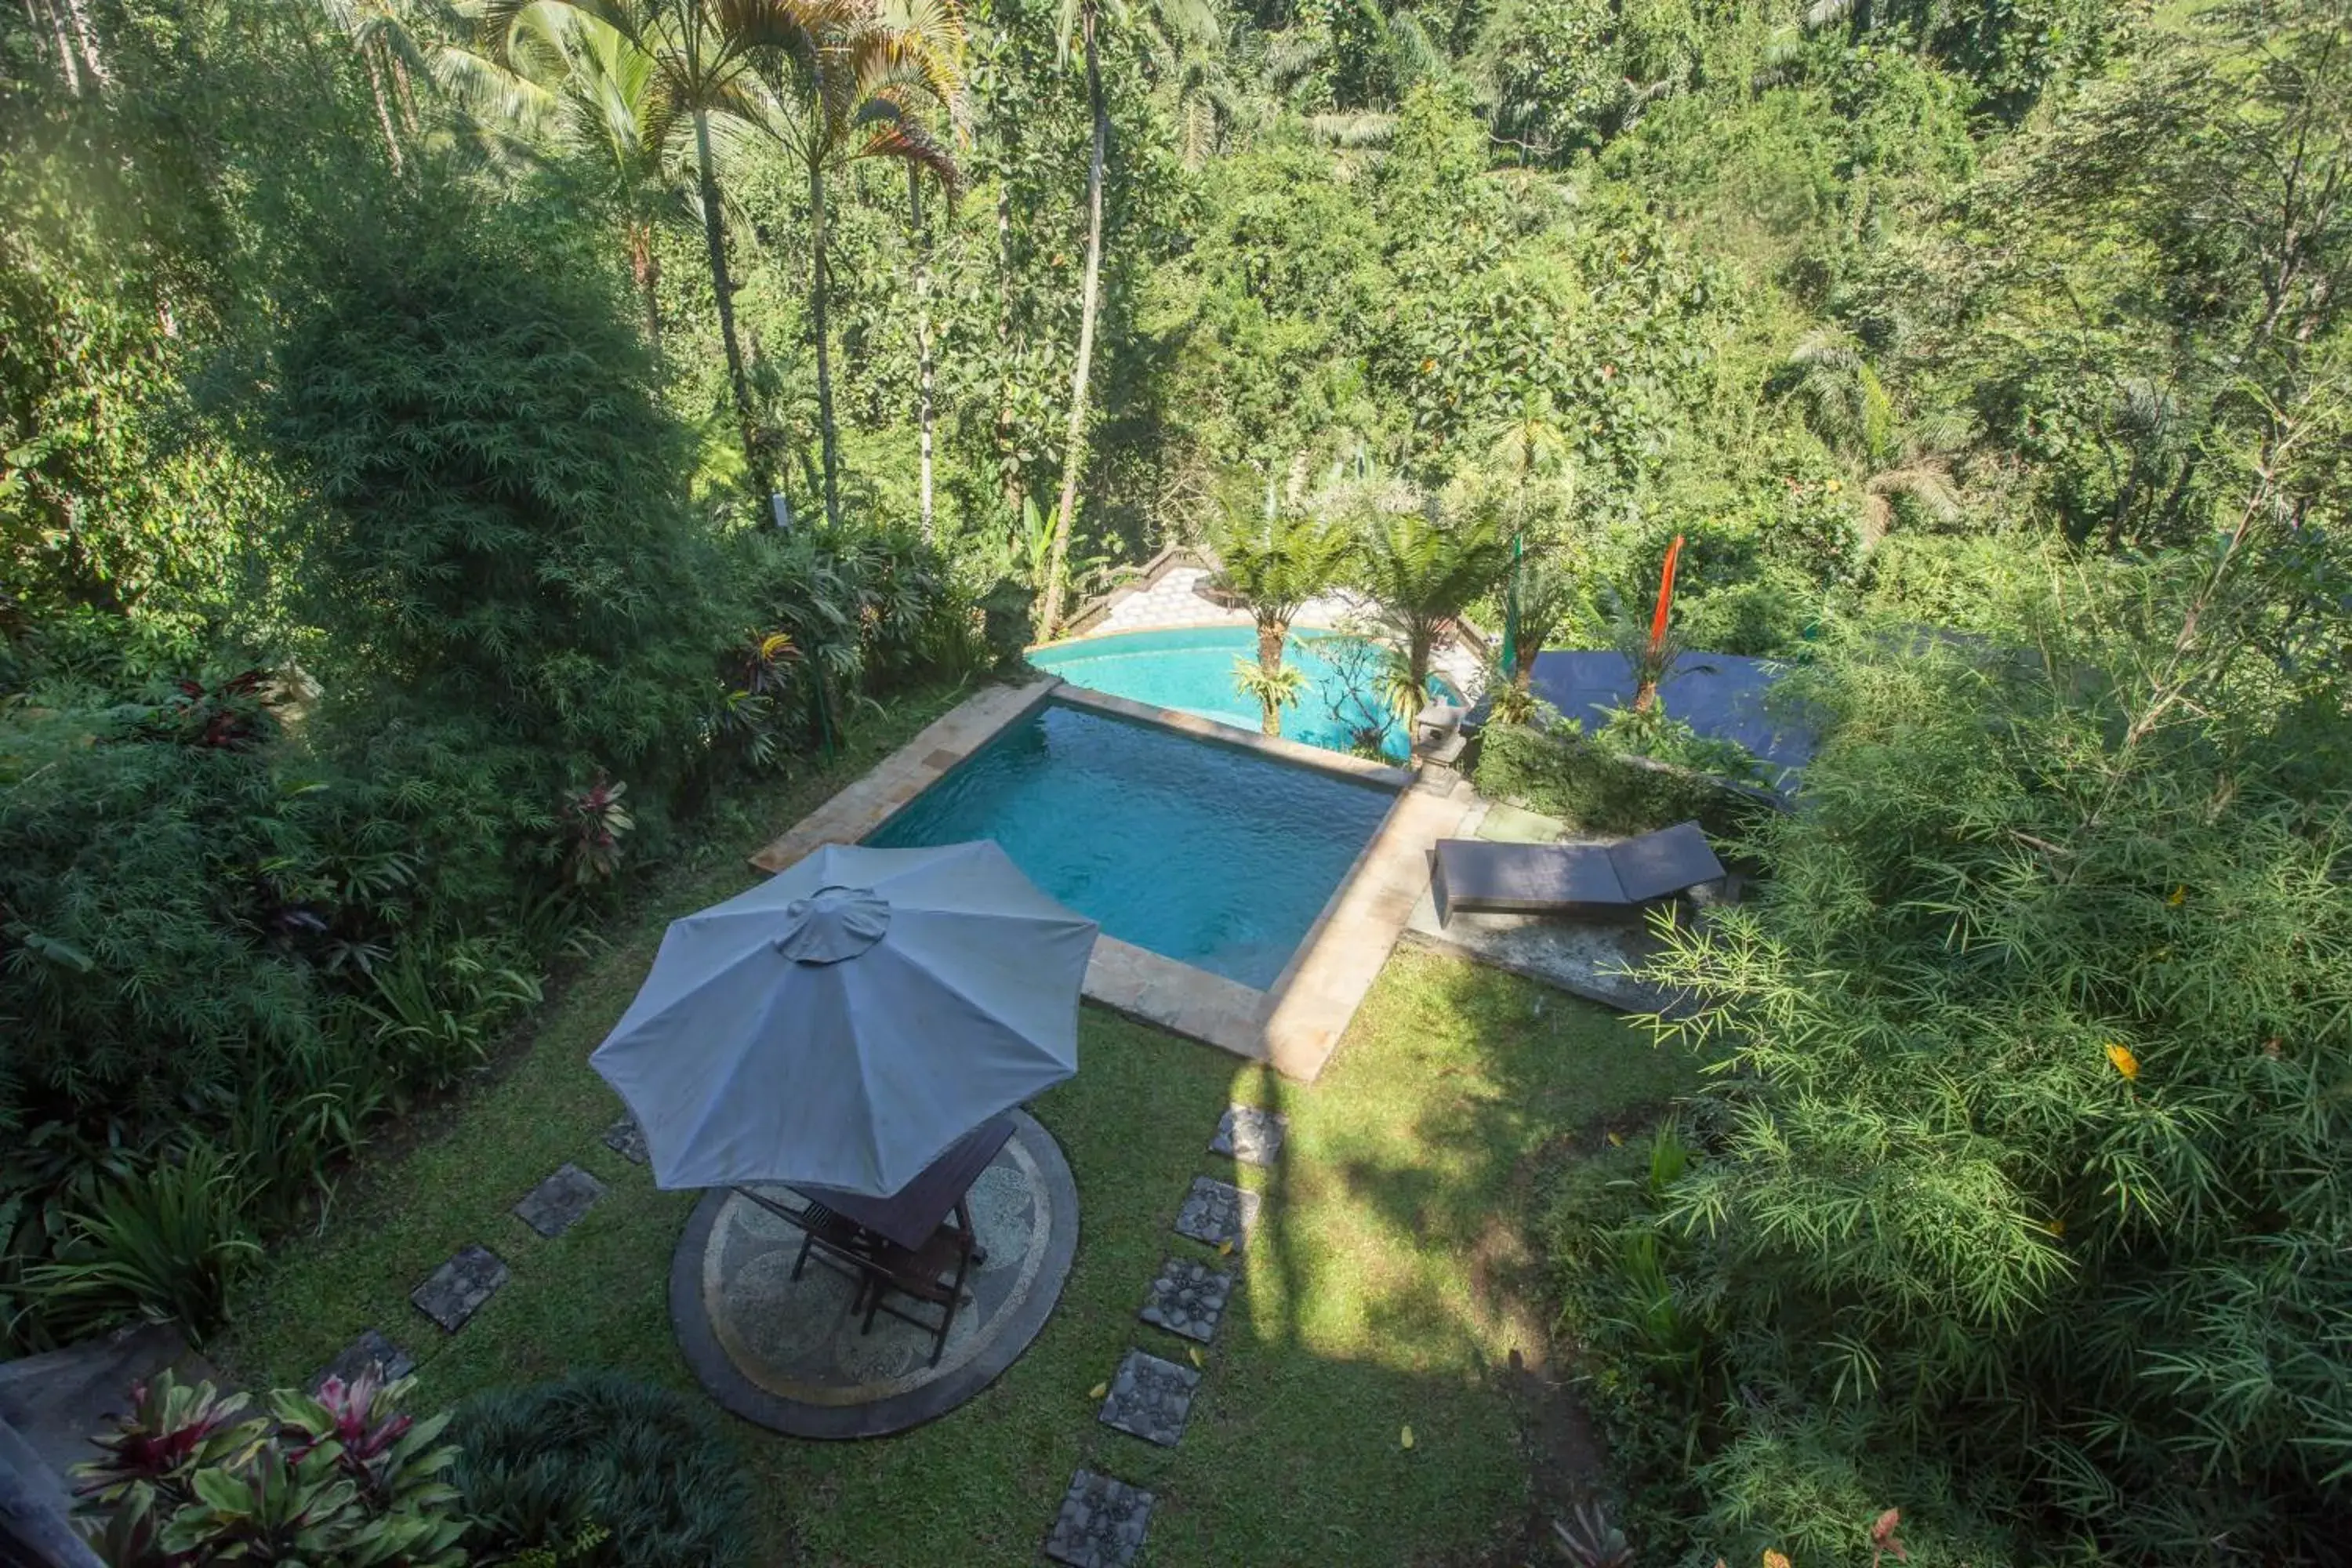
591, 841, 1098, 1197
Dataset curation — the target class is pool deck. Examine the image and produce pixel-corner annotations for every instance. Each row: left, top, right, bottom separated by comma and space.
747, 677, 1468, 1080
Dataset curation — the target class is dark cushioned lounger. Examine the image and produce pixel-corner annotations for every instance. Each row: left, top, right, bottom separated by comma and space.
1433, 821, 1725, 922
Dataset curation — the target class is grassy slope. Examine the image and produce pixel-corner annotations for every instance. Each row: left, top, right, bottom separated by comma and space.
220, 698, 1705, 1565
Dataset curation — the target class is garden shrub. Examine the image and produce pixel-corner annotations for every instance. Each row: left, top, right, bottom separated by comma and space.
1612, 569, 2352, 1563
1473, 720, 1777, 840
267, 186, 735, 806
450, 1372, 751, 1568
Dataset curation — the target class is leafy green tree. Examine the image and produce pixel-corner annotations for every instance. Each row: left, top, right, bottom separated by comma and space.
1205, 477, 1354, 732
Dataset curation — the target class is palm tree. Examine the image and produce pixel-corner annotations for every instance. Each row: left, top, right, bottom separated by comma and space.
456, 5, 696, 355
1773, 326, 1963, 544
1205, 480, 1354, 735
1352, 494, 1510, 718
1036, 0, 1218, 638
320, 0, 449, 172
481, 0, 827, 487
1477, 387, 1573, 676
757, 0, 964, 528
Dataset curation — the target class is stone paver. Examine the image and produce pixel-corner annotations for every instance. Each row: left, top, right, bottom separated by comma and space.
1174, 1176, 1260, 1250
410, 1245, 510, 1333
512, 1163, 606, 1238
1084, 935, 1270, 1063
1139, 1256, 1233, 1344
312, 1329, 414, 1394
1044, 1469, 1156, 1567
1098, 1348, 1201, 1447
1210, 1105, 1289, 1166
602, 1113, 648, 1164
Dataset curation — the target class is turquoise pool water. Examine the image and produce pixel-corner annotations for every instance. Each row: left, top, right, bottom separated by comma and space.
865, 701, 1396, 989
1031, 626, 1429, 758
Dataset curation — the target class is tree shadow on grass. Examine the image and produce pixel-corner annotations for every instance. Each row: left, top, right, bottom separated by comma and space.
1210, 943, 1709, 1561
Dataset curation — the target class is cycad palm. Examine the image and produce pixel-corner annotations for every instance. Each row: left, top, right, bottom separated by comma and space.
757, 0, 964, 528
1206, 481, 1353, 734
1353, 495, 1509, 717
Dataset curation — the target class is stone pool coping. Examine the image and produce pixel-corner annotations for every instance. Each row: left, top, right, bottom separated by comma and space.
747, 677, 1464, 1080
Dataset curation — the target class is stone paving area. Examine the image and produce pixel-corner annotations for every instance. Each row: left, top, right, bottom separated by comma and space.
1044, 1470, 1159, 1567
601, 1112, 649, 1164
1096, 1348, 1201, 1448
409, 1244, 510, 1334
1209, 1105, 1288, 1166
1049, 1099, 1287, 1563
1138, 1258, 1233, 1344
512, 1163, 605, 1238
1172, 1177, 1258, 1250
314, 1328, 414, 1393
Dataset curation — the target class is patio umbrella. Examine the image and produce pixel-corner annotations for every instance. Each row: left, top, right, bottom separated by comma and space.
590, 840, 1098, 1198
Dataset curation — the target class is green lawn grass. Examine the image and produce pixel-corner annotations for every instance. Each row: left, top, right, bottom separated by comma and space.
219, 702, 1707, 1566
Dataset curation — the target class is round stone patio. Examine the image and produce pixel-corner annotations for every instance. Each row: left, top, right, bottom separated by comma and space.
669, 1109, 1077, 1438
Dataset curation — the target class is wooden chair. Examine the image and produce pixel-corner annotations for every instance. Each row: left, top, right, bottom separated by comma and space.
858, 1221, 977, 1368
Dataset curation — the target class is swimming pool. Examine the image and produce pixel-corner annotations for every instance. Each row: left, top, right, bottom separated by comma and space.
1031, 626, 1436, 759
864, 700, 1396, 989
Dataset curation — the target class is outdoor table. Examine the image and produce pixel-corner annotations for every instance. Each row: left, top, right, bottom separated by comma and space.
729, 1112, 1014, 1256
788, 1113, 1016, 1250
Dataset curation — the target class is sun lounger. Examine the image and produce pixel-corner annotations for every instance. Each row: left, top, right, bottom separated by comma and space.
1432, 820, 1726, 922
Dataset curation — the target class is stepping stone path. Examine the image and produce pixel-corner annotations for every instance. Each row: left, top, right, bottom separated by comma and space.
602, 1114, 649, 1165
513, 1163, 605, 1238
1044, 1100, 1290, 1556
1139, 1257, 1232, 1345
1210, 1105, 1287, 1167
313, 1328, 414, 1394
1173, 1176, 1258, 1251
1097, 1348, 1200, 1448
410, 1244, 510, 1333
1044, 1470, 1156, 1567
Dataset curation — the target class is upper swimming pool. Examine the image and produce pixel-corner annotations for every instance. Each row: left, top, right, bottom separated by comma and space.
863, 699, 1396, 989
1030, 626, 1439, 759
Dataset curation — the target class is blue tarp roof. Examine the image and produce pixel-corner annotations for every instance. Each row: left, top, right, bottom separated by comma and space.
1525, 650, 1814, 784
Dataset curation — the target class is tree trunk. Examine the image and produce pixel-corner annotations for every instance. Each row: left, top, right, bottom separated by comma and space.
1257, 617, 1287, 735
361, 46, 403, 173
1040, 1, 1109, 640
809, 157, 842, 528
695, 108, 760, 488
994, 186, 1022, 516
630, 222, 662, 364
30, 0, 80, 93
909, 166, 936, 544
